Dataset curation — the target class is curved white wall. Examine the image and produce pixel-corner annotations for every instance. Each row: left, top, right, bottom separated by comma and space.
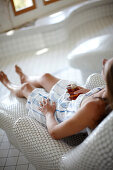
0, 0, 82, 33
0, 0, 113, 59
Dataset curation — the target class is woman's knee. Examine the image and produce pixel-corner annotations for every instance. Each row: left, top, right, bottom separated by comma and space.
21, 82, 34, 92
41, 73, 52, 81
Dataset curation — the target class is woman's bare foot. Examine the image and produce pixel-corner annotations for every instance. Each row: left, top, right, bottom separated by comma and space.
15, 65, 42, 88
15, 65, 28, 84
0, 71, 10, 87
0, 71, 24, 97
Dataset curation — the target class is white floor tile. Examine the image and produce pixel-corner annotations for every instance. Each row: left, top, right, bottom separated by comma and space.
0, 136, 3, 143
8, 149, 19, 157
0, 141, 10, 150
10, 145, 16, 149
0, 149, 8, 158
28, 164, 36, 170
0, 129, 4, 136
19, 152, 24, 156
17, 156, 29, 165
5, 157, 18, 166
2, 135, 9, 142
4, 166, 16, 170
0, 158, 7, 166
16, 164, 28, 170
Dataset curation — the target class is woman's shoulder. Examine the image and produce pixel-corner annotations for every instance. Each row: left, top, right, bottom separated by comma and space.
83, 99, 102, 110
86, 96, 105, 110
81, 100, 104, 129
81, 98, 105, 123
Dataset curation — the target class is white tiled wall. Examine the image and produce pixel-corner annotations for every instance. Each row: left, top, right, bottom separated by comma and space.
0, 23, 68, 58
0, 1, 113, 59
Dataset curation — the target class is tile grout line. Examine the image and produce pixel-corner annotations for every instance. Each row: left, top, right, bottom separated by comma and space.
3, 142, 13, 169
27, 163, 30, 170
15, 149, 21, 168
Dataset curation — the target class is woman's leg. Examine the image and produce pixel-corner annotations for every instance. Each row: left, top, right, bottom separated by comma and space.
15, 65, 60, 92
0, 71, 34, 98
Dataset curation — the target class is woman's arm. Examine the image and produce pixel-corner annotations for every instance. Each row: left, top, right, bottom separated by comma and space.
39, 99, 97, 140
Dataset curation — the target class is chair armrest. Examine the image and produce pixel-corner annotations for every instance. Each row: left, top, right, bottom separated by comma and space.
61, 112, 113, 170
13, 117, 71, 170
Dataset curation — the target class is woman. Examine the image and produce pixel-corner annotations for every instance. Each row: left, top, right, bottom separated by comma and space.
0, 58, 113, 140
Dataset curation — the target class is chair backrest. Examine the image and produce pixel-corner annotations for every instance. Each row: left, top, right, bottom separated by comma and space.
84, 73, 106, 89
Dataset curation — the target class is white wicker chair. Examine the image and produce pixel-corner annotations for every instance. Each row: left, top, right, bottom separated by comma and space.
0, 73, 113, 170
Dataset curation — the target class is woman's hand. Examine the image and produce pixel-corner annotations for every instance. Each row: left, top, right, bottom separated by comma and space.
73, 88, 90, 94
39, 98, 56, 115
67, 85, 90, 100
